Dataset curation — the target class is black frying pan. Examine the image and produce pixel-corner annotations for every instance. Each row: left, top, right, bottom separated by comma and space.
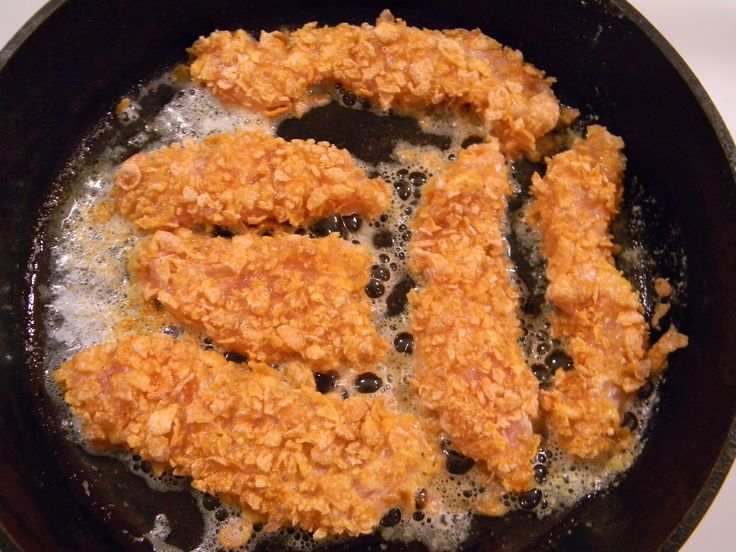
1, 1, 735, 550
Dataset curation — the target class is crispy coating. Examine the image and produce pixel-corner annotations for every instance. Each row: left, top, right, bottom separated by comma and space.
650, 302, 671, 331
654, 277, 672, 298
113, 129, 390, 231
130, 230, 387, 371
408, 141, 540, 492
189, 11, 560, 156
528, 126, 688, 460
53, 334, 436, 538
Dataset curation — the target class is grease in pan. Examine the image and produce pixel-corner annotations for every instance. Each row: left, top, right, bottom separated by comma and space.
47, 10, 687, 551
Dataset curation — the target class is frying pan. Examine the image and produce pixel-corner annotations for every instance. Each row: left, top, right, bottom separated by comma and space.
1, 0, 735, 550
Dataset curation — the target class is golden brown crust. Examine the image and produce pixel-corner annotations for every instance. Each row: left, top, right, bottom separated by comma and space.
129, 230, 387, 372
189, 11, 560, 156
528, 125, 688, 460
646, 326, 689, 377
654, 277, 672, 298
408, 141, 540, 492
113, 129, 390, 231
54, 334, 436, 539
650, 302, 671, 331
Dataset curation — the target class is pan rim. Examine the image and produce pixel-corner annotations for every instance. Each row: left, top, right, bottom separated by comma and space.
1, 0, 735, 550
604, 1, 736, 549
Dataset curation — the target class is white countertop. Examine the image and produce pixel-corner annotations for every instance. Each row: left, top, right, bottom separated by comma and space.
1, 1, 734, 550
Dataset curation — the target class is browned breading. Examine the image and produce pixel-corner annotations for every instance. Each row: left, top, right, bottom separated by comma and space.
113, 129, 390, 231
408, 141, 540, 492
129, 230, 387, 372
645, 326, 688, 376
189, 11, 560, 156
53, 334, 436, 539
654, 277, 672, 298
650, 302, 671, 331
528, 125, 688, 460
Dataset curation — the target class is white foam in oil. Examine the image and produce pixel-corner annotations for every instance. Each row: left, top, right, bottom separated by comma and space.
41, 73, 678, 552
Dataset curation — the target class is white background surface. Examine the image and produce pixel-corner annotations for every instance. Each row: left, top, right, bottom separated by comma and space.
1, 1, 734, 550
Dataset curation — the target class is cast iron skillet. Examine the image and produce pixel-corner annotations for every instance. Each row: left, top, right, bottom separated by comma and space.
1, 0, 735, 550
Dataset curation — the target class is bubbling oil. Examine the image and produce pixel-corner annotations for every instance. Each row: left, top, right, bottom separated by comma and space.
40, 72, 682, 552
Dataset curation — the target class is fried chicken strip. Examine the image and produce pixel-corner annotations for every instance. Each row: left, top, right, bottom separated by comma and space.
189, 11, 560, 156
113, 129, 390, 231
130, 230, 387, 371
528, 125, 688, 460
409, 141, 540, 492
54, 334, 436, 539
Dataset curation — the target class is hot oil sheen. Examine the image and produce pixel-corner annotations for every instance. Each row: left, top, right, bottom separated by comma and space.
40, 74, 681, 552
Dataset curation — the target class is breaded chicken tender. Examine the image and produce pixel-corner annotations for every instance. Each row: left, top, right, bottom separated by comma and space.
130, 230, 387, 371
189, 11, 560, 156
54, 334, 436, 539
409, 141, 540, 492
528, 126, 688, 460
114, 129, 390, 231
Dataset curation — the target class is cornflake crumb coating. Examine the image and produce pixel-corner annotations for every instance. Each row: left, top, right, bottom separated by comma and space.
189, 10, 560, 156
130, 230, 387, 372
54, 334, 437, 539
409, 141, 540, 492
113, 129, 390, 231
528, 125, 688, 460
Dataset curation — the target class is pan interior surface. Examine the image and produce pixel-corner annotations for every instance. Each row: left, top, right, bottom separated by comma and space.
0, 1, 735, 551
